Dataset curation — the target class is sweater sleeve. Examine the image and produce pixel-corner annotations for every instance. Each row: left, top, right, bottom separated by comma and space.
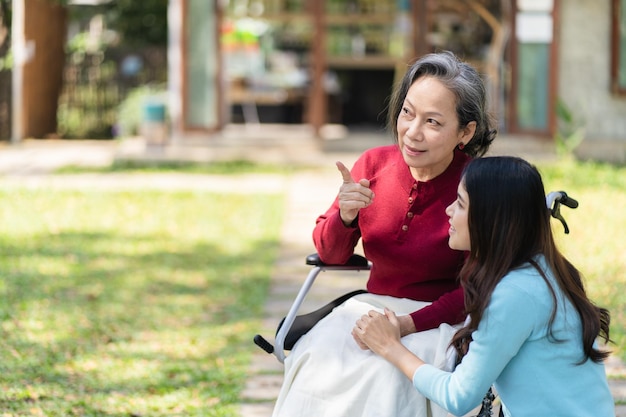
312, 152, 372, 265
409, 286, 465, 331
411, 279, 538, 416
312, 203, 362, 265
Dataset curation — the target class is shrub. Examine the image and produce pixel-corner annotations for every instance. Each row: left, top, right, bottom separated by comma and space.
115, 84, 168, 138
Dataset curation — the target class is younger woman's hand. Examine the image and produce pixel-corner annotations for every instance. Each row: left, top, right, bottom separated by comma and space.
354, 309, 427, 381
353, 308, 402, 357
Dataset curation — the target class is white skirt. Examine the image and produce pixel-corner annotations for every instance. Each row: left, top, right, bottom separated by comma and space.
271, 293, 460, 417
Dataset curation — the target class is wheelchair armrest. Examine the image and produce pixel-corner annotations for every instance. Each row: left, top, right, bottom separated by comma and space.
255, 252, 371, 362
305, 253, 370, 269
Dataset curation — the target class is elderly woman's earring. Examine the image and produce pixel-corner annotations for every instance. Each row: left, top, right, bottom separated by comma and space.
458, 143, 465, 150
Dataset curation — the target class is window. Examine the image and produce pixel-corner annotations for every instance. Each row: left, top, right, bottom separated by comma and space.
612, 0, 626, 94
184, 0, 219, 129
512, 0, 554, 132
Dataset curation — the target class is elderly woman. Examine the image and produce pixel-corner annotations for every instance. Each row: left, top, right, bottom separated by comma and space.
272, 51, 496, 417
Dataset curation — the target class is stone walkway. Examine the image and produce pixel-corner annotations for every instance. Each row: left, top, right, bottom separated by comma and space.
0, 133, 624, 416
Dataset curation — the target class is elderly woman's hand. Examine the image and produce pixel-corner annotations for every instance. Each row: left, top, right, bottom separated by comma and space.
336, 161, 374, 226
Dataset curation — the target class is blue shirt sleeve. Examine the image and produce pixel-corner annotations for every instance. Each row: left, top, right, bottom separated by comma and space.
412, 274, 540, 416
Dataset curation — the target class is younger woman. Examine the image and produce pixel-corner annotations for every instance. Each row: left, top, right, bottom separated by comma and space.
354, 156, 614, 417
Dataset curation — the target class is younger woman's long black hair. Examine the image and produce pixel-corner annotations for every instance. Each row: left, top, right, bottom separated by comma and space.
450, 156, 611, 364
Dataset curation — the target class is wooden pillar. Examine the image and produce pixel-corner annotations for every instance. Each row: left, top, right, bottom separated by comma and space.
20, 0, 67, 139
307, 0, 326, 137
412, 0, 429, 58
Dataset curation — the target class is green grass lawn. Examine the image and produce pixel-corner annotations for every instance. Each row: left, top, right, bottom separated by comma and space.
538, 159, 626, 363
0, 186, 284, 416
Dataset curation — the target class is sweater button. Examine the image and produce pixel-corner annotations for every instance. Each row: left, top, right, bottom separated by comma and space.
402, 225, 408, 232
407, 212, 414, 218
408, 197, 414, 204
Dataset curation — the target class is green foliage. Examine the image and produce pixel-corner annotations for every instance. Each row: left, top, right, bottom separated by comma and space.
0, 184, 284, 416
57, 59, 121, 139
66, 32, 108, 56
0, 0, 12, 68
554, 98, 585, 157
59, 0, 168, 139
106, 0, 168, 47
0, 48, 11, 70
116, 84, 168, 138
65, 0, 167, 48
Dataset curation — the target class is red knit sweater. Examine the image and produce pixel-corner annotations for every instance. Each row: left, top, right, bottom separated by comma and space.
313, 145, 469, 331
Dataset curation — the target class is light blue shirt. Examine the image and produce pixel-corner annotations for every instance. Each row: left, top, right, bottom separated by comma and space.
413, 257, 615, 417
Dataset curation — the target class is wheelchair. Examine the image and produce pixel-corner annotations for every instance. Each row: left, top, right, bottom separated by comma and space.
254, 190, 578, 416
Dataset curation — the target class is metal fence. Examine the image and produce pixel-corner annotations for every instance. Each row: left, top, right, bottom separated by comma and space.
0, 46, 166, 141
57, 46, 167, 139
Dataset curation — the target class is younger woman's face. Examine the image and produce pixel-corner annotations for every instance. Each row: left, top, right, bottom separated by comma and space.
445, 180, 470, 251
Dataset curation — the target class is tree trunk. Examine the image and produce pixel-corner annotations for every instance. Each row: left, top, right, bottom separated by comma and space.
22, 0, 67, 138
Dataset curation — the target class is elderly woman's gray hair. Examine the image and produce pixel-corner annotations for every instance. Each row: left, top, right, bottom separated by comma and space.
387, 51, 496, 158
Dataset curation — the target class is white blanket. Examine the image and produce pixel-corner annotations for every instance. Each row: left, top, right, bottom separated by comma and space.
272, 293, 460, 417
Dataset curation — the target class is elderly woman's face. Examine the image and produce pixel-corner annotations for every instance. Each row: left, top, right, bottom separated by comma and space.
397, 76, 475, 182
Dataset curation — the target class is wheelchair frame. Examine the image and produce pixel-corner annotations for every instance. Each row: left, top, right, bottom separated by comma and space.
254, 253, 371, 363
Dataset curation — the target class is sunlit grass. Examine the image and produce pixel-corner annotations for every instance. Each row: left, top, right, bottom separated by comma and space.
538, 158, 626, 360
0, 186, 284, 416
56, 159, 302, 175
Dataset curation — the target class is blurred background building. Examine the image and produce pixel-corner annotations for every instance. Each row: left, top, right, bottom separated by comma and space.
4, 0, 626, 162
